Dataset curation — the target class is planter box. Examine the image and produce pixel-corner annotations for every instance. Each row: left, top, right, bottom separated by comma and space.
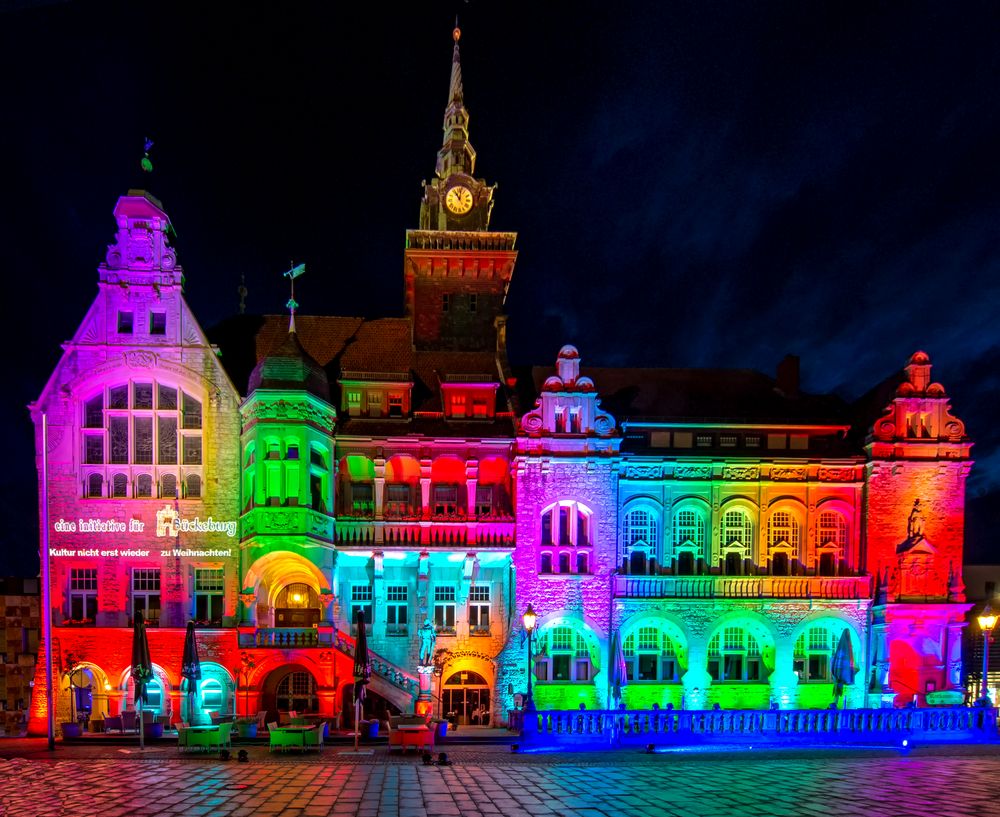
60, 722, 82, 738
236, 722, 258, 738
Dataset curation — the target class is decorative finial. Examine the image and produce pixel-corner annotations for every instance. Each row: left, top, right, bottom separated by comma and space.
453, 22, 461, 42
283, 262, 305, 333
141, 138, 154, 173
237, 273, 248, 315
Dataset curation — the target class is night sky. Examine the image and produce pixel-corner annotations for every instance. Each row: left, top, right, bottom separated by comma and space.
1, 2, 998, 575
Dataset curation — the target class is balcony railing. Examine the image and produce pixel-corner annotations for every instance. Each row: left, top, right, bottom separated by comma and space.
613, 574, 872, 600
241, 627, 328, 648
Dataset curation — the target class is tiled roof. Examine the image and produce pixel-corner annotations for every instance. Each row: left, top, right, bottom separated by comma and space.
530, 366, 851, 425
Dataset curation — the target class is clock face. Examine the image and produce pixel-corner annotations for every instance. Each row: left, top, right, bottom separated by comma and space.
445, 185, 474, 215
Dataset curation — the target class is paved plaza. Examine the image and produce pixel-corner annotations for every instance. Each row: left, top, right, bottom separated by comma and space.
1, 742, 999, 817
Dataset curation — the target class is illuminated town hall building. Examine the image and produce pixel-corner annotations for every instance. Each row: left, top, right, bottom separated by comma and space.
28, 31, 974, 733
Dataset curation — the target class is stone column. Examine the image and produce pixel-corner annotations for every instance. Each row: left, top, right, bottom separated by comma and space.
769, 638, 799, 709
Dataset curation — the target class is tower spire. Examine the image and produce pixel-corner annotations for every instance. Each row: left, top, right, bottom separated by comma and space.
436, 24, 476, 179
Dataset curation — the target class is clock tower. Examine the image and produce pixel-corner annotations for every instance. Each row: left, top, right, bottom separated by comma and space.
405, 26, 517, 352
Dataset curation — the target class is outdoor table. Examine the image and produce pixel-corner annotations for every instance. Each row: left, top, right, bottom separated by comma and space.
396, 724, 432, 751
269, 725, 312, 752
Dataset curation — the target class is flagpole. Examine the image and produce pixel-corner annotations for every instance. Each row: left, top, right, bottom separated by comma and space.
41, 414, 56, 751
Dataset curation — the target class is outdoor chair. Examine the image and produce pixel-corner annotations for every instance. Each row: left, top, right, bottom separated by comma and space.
269, 727, 303, 753
121, 711, 138, 733
256, 711, 268, 731
218, 722, 233, 750
185, 729, 215, 753
303, 721, 326, 751
104, 715, 123, 733
176, 726, 190, 752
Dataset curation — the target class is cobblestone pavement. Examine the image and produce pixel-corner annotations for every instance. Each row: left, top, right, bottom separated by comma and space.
2, 742, 999, 817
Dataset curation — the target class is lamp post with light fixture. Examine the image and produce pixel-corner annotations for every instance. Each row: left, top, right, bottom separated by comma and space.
523, 604, 537, 720
978, 605, 997, 704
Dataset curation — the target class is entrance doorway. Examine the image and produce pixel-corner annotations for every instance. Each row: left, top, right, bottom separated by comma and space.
442, 671, 490, 725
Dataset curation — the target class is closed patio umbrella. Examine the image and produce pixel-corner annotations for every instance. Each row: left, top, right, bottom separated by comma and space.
181, 621, 202, 725
131, 609, 154, 749
831, 628, 858, 709
609, 629, 628, 707
353, 609, 371, 750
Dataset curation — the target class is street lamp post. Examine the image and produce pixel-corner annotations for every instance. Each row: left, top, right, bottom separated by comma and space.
522, 603, 537, 717
978, 605, 997, 704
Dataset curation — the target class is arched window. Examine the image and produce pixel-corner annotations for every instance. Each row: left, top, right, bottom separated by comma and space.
623, 507, 657, 574
339, 456, 375, 518
817, 510, 848, 575
111, 472, 128, 498
276, 671, 317, 712
558, 553, 571, 573
200, 678, 224, 711
721, 508, 753, 549
384, 455, 420, 519
540, 552, 553, 574
430, 456, 465, 518
136, 474, 153, 498
536, 626, 594, 683
86, 473, 103, 498
576, 552, 589, 574
707, 626, 764, 683
623, 508, 658, 550
186, 474, 201, 498
794, 625, 845, 682
673, 508, 706, 555
767, 510, 800, 554
623, 625, 680, 682
161, 473, 177, 499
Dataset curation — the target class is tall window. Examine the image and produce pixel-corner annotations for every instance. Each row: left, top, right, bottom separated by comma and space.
624, 625, 679, 682
623, 507, 657, 574
386, 585, 408, 636
767, 510, 800, 553
68, 568, 97, 622
132, 568, 161, 626
194, 568, 224, 625
540, 502, 592, 576
794, 626, 840, 683
707, 626, 763, 683
673, 508, 706, 555
536, 626, 593, 683
721, 508, 753, 549
434, 586, 457, 633
351, 585, 373, 632
817, 511, 848, 556
80, 381, 202, 499
468, 586, 490, 635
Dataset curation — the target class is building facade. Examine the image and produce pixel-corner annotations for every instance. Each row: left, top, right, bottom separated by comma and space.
28, 30, 974, 734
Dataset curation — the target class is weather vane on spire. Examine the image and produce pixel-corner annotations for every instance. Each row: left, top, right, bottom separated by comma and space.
283, 262, 305, 333
141, 138, 154, 173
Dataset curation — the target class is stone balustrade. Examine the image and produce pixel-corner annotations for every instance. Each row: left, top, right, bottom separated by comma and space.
614, 574, 872, 600
521, 706, 998, 747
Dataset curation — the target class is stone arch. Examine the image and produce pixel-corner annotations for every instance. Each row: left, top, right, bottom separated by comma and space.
119, 662, 174, 720
813, 497, 855, 573
440, 654, 497, 726
244, 550, 328, 616
705, 611, 779, 675
620, 612, 691, 670
59, 661, 112, 725
184, 661, 237, 724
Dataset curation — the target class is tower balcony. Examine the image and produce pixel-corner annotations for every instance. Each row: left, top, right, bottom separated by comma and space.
240, 506, 334, 541
613, 574, 872, 601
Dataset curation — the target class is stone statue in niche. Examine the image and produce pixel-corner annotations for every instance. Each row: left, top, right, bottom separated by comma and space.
907, 499, 926, 541
418, 619, 437, 665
